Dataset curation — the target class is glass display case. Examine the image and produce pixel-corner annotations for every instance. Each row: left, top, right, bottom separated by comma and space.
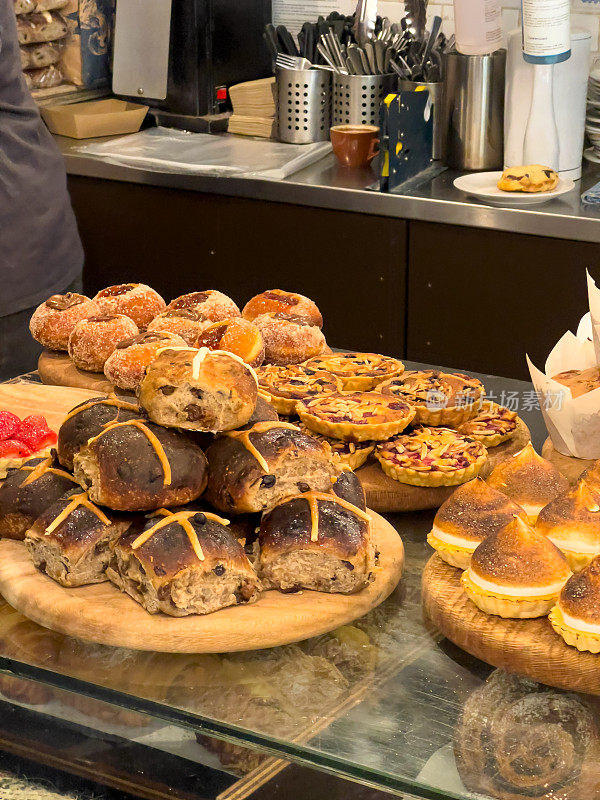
0, 370, 597, 800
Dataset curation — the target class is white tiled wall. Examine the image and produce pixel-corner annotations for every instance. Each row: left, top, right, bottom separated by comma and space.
378, 0, 600, 55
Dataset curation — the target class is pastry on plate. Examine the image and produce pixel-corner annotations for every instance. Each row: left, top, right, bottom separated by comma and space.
107, 509, 261, 616
551, 366, 600, 399
25, 492, 130, 586
29, 292, 100, 351
138, 347, 258, 432
427, 478, 528, 569
0, 456, 79, 539
376, 427, 487, 487
166, 290, 240, 322
486, 442, 568, 524
298, 391, 415, 442
257, 363, 341, 416
462, 515, 571, 618
456, 401, 518, 448
536, 479, 600, 572
253, 312, 326, 365
497, 165, 559, 193
196, 318, 265, 367
299, 423, 374, 470
68, 314, 139, 372
242, 289, 323, 328
549, 556, 600, 653
73, 419, 208, 512
377, 370, 484, 427
258, 491, 374, 593
93, 283, 166, 330
304, 352, 404, 391
57, 395, 142, 471
204, 421, 337, 514
147, 307, 213, 346
103, 331, 187, 391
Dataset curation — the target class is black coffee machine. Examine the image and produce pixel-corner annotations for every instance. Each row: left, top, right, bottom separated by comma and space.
112, 0, 272, 131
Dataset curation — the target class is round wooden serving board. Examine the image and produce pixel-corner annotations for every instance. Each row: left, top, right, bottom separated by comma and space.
422, 554, 600, 696
35, 354, 530, 513
38, 350, 121, 395
359, 417, 531, 513
541, 437, 594, 486
0, 514, 403, 653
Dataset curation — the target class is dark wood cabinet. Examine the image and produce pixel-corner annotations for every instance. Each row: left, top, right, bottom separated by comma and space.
406, 220, 600, 380
68, 176, 407, 358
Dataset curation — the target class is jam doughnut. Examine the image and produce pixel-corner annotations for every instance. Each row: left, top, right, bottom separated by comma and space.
147, 308, 212, 346
93, 283, 166, 329
253, 312, 326, 365
68, 314, 139, 373
242, 290, 322, 328
196, 318, 265, 367
103, 331, 186, 391
166, 290, 240, 322
29, 293, 100, 351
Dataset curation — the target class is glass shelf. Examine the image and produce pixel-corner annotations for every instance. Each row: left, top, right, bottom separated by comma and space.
0, 369, 596, 800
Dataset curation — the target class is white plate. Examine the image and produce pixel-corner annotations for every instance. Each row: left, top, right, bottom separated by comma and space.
453, 171, 576, 206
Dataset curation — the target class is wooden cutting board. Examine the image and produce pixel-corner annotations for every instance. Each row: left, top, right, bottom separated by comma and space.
0, 382, 100, 432
422, 554, 600, 696
541, 437, 594, 486
38, 350, 121, 395
18, 374, 531, 514
0, 513, 403, 653
358, 417, 531, 513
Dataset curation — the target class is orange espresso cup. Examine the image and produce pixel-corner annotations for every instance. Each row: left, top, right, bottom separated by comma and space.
330, 124, 380, 168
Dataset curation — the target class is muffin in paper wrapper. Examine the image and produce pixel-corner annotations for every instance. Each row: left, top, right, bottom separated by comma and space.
527, 272, 600, 459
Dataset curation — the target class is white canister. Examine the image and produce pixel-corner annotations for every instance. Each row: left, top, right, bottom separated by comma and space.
504, 28, 591, 180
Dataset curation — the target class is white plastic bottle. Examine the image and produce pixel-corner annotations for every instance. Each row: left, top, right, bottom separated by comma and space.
521, 0, 571, 64
453, 0, 503, 56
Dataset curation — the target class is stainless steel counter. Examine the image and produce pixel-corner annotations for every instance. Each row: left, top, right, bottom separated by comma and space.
58, 134, 600, 243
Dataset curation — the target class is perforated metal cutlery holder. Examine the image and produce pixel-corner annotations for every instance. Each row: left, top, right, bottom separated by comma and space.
276, 67, 332, 144
333, 73, 396, 126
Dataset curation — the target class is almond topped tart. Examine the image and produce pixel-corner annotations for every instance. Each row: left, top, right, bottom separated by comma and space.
298, 422, 375, 470
303, 352, 405, 391
297, 391, 415, 442
256, 363, 342, 416
375, 427, 487, 487
456, 401, 518, 448
377, 370, 484, 427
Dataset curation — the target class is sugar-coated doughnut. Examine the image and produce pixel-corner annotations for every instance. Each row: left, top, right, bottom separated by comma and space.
68, 314, 139, 373
147, 308, 212, 346
196, 318, 265, 367
93, 283, 166, 329
103, 331, 186, 391
166, 290, 240, 322
253, 312, 326, 365
242, 290, 322, 328
29, 293, 100, 351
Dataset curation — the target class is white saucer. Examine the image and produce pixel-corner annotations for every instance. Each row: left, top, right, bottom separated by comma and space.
584, 146, 600, 164
453, 171, 576, 206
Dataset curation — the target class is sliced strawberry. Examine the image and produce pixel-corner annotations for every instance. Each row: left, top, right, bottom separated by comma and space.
0, 411, 21, 441
0, 439, 32, 458
15, 415, 57, 451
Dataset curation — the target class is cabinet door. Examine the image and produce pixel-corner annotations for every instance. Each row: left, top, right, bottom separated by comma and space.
68, 176, 408, 356
407, 220, 598, 380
